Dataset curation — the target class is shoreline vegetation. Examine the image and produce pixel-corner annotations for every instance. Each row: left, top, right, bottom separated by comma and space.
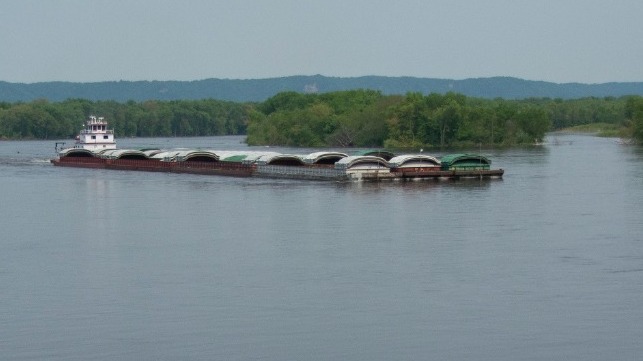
557, 123, 624, 137
1, 91, 642, 146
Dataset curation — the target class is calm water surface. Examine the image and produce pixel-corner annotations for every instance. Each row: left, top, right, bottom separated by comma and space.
1, 134, 642, 360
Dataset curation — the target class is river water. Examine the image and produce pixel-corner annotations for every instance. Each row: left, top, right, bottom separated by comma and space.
1, 134, 642, 360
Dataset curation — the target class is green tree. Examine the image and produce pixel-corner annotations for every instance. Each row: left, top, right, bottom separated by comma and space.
434, 98, 464, 147
625, 96, 643, 142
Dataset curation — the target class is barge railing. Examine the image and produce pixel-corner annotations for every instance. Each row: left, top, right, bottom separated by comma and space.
256, 165, 349, 181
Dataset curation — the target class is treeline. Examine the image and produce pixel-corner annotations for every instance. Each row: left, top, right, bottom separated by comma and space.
247, 90, 643, 147
1, 92, 643, 146
0, 98, 249, 139
626, 96, 643, 142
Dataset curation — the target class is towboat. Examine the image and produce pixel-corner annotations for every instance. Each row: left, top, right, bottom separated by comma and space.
63, 115, 116, 152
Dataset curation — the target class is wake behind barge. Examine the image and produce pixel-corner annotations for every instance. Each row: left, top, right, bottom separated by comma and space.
51, 116, 504, 182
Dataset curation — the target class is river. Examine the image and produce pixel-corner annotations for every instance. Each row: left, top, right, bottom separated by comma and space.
1, 134, 642, 360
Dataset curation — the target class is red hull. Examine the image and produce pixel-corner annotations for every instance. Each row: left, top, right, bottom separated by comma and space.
51, 158, 255, 177
51, 157, 503, 181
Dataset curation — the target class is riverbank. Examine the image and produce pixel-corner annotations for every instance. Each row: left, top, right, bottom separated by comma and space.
558, 122, 624, 137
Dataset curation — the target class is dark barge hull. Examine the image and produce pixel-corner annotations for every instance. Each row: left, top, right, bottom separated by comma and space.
360, 169, 504, 181
51, 158, 255, 177
51, 158, 503, 181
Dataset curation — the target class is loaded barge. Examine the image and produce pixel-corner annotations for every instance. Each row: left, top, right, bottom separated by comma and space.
51, 116, 504, 182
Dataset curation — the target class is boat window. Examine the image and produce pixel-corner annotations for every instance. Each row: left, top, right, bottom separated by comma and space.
103, 135, 108, 139
91, 135, 96, 139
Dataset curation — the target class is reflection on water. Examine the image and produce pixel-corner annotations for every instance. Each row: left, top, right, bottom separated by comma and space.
1, 134, 643, 361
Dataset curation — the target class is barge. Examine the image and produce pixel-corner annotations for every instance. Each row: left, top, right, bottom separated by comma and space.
52, 116, 504, 182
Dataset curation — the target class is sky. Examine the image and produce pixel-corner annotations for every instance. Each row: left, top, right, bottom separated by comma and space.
1, 0, 642, 84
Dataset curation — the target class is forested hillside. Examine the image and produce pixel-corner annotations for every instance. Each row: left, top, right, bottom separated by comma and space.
2, 76, 643, 103
247, 91, 639, 148
2, 91, 641, 147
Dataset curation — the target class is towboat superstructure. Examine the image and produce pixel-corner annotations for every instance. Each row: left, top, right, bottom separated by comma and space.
74, 115, 116, 151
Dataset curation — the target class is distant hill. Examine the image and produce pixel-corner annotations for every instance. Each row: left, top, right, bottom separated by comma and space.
1, 75, 643, 103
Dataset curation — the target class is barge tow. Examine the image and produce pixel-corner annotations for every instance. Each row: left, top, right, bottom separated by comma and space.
52, 116, 504, 182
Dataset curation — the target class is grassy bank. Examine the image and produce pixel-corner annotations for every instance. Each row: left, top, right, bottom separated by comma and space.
559, 123, 624, 137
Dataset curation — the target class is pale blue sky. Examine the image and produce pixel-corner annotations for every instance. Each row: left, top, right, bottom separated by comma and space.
2, 0, 642, 84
